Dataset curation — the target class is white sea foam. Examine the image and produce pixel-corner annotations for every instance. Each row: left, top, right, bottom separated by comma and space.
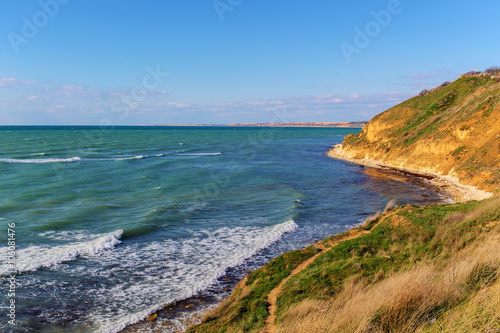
0, 153, 166, 163
114, 155, 145, 161
0, 230, 123, 275
38, 230, 93, 241
91, 219, 297, 333
2, 220, 297, 332
114, 153, 164, 161
176, 152, 222, 156
0, 157, 81, 164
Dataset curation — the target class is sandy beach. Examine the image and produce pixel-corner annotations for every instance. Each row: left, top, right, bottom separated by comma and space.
327, 144, 493, 203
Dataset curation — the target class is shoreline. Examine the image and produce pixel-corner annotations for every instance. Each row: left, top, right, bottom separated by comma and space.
120, 266, 247, 333
327, 143, 493, 203
120, 143, 492, 333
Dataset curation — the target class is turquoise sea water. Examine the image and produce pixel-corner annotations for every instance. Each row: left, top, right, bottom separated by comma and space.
0, 127, 447, 332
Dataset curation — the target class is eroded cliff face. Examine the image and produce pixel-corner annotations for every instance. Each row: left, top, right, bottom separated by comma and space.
342, 75, 500, 193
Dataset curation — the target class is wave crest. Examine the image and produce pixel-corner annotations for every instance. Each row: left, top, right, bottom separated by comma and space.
176, 152, 222, 156
0, 157, 81, 164
99, 219, 297, 333
0, 230, 123, 275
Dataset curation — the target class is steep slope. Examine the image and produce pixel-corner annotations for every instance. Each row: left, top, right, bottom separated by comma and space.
338, 73, 500, 194
188, 196, 500, 333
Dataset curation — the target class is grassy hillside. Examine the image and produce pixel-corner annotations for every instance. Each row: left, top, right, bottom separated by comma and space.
342, 71, 500, 193
188, 196, 500, 332
186, 70, 500, 333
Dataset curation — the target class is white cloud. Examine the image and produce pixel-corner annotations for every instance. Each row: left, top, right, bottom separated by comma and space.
0, 78, 413, 125
0, 78, 38, 87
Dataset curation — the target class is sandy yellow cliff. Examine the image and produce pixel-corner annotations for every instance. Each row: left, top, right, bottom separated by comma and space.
333, 72, 500, 196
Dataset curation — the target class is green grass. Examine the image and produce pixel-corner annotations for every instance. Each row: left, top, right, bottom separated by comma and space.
274, 199, 497, 322
188, 196, 500, 333
342, 72, 500, 194
187, 246, 319, 333
365, 76, 499, 147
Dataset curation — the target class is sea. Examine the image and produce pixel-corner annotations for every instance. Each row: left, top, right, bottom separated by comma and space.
0, 126, 449, 333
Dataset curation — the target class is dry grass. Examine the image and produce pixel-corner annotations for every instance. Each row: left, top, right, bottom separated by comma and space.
361, 200, 396, 229
425, 278, 500, 332
383, 200, 397, 214
422, 227, 500, 333
276, 206, 500, 333
277, 266, 437, 332
432, 196, 500, 254
462, 195, 500, 222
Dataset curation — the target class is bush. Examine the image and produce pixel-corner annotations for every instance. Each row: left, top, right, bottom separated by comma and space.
484, 66, 500, 74
418, 89, 429, 97
440, 81, 451, 88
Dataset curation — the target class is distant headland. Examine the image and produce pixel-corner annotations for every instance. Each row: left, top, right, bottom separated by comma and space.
142, 121, 367, 127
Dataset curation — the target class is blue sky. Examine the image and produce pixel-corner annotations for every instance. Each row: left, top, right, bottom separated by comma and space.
1, 0, 499, 125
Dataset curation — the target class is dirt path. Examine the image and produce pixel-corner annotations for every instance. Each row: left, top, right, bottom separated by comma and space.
263, 250, 324, 333
262, 210, 400, 333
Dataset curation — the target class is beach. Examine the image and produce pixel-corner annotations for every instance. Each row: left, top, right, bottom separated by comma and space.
327, 144, 493, 203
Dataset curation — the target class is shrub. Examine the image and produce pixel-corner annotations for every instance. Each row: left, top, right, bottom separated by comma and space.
440, 81, 451, 88
484, 66, 500, 74
418, 89, 429, 97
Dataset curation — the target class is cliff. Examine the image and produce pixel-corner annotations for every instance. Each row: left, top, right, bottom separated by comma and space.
336, 73, 500, 194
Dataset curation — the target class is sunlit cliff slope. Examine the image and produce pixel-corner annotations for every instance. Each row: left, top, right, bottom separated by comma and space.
341, 71, 500, 193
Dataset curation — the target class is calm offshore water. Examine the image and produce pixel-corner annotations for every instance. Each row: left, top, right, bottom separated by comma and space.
0, 126, 446, 332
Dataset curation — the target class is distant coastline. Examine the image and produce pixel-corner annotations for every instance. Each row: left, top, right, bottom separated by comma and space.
141, 121, 367, 128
